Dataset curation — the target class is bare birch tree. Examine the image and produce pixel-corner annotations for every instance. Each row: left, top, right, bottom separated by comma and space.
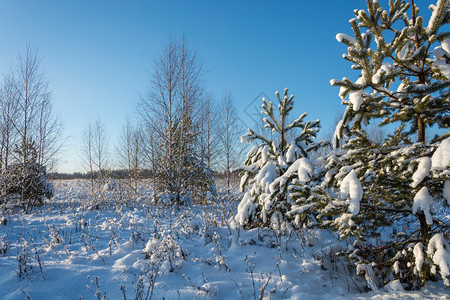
117, 117, 143, 195
0, 46, 61, 209
0, 73, 19, 172
139, 37, 180, 200
199, 93, 219, 169
93, 118, 109, 182
140, 123, 160, 200
81, 121, 95, 196
35, 92, 64, 170
139, 35, 215, 204
80, 118, 109, 205
7, 46, 64, 171
218, 91, 244, 199
14, 46, 45, 168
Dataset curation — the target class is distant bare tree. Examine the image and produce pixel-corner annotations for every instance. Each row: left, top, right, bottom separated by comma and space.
93, 118, 109, 181
199, 93, 219, 169
148, 128, 158, 199
81, 121, 95, 196
218, 91, 244, 199
117, 117, 143, 195
365, 121, 385, 145
131, 127, 143, 193
80, 118, 109, 203
141, 124, 159, 200
35, 91, 64, 170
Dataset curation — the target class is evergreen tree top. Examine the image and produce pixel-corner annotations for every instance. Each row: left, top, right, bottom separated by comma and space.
241, 88, 326, 164
331, 0, 450, 144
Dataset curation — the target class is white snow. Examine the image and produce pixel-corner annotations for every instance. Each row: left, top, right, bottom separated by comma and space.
240, 131, 253, 143
434, 46, 448, 60
431, 138, 450, 170
397, 44, 407, 60
427, 233, 450, 286
427, 0, 446, 35
393, 261, 401, 274
414, 243, 425, 273
384, 280, 404, 292
261, 146, 270, 164
433, 38, 450, 79
339, 169, 363, 215
286, 143, 299, 163
356, 263, 378, 291
441, 38, 450, 54
297, 157, 314, 184
0, 180, 449, 299
333, 119, 344, 148
397, 81, 406, 92
444, 181, 450, 205
411, 157, 431, 188
256, 162, 277, 193
412, 187, 434, 225
336, 33, 356, 45
287, 203, 316, 216
348, 76, 366, 111
269, 157, 314, 194
434, 60, 450, 79
236, 192, 257, 225
372, 62, 393, 85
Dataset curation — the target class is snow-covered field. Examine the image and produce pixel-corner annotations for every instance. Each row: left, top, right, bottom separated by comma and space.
0, 180, 448, 299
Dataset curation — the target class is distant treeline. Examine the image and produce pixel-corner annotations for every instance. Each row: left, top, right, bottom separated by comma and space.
49, 169, 153, 180
48, 169, 241, 181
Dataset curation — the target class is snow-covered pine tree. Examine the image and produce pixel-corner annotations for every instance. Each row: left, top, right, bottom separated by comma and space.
236, 88, 328, 229
328, 0, 450, 289
1, 138, 53, 212
331, 0, 449, 144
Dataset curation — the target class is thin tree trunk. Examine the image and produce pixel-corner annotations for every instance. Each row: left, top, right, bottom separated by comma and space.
417, 212, 430, 243
417, 115, 425, 143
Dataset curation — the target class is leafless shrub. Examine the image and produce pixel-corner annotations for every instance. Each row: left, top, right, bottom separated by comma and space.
86, 275, 108, 300
0, 234, 9, 256
144, 233, 186, 273
183, 273, 217, 297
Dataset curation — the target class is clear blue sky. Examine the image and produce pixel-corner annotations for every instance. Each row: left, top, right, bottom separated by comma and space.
0, 0, 433, 173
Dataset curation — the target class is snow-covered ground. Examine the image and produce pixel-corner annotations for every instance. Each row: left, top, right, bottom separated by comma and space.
0, 180, 448, 299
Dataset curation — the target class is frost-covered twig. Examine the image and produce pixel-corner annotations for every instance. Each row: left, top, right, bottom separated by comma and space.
81, 233, 105, 264
244, 252, 257, 300
182, 274, 215, 297
86, 275, 108, 300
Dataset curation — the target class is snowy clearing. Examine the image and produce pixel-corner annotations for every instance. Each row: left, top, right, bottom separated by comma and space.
0, 180, 448, 299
